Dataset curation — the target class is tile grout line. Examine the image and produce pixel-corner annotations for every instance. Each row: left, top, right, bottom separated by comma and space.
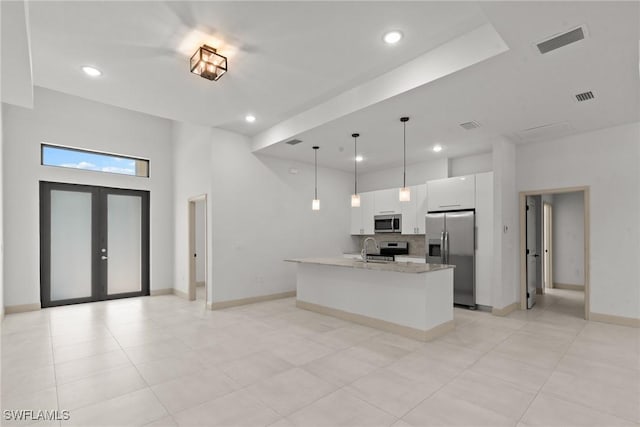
392, 313, 527, 423
513, 313, 587, 425
47, 313, 64, 427
108, 318, 179, 427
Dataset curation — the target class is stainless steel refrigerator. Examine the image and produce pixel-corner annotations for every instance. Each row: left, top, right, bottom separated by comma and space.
425, 210, 475, 308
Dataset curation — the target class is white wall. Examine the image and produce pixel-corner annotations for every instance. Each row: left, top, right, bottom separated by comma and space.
552, 191, 585, 287
492, 138, 519, 310
172, 124, 354, 304
194, 200, 206, 283
516, 122, 640, 319
172, 122, 213, 299
0, 91, 4, 318
358, 158, 448, 192
449, 152, 492, 177
210, 140, 355, 302
2, 87, 174, 306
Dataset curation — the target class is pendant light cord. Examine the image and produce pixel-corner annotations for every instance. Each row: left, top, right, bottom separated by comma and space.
354, 135, 358, 194
403, 120, 407, 188
400, 117, 409, 188
314, 147, 318, 199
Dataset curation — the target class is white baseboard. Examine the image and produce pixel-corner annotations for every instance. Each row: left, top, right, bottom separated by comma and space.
553, 283, 584, 291
492, 302, 519, 316
210, 291, 296, 310
5, 303, 41, 314
173, 289, 189, 300
589, 312, 640, 328
150, 289, 173, 296
297, 299, 454, 342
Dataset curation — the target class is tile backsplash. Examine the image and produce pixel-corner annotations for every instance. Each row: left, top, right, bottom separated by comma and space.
351, 234, 426, 256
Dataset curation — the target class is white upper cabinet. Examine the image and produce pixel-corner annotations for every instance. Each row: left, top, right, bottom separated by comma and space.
350, 191, 374, 235
415, 184, 429, 234
426, 175, 476, 212
401, 184, 428, 235
374, 188, 401, 215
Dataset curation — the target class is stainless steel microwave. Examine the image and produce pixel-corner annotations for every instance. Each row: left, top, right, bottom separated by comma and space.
374, 214, 401, 233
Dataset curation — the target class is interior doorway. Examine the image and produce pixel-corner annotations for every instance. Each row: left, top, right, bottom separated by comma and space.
188, 195, 207, 304
519, 187, 589, 319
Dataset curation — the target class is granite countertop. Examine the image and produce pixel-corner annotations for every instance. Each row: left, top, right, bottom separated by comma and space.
286, 257, 454, 274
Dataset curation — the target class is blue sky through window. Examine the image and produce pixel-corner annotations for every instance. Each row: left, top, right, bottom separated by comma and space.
42, 145, 138, 176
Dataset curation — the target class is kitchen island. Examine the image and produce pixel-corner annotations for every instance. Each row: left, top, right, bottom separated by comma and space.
286, 258, 455, 341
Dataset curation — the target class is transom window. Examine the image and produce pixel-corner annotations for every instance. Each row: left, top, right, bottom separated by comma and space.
41, 144, 149, 177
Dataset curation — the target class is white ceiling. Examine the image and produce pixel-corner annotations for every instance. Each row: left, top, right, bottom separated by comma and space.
5, 2, 639, 173
25, 1, 489, 136
259, 1, 640, 172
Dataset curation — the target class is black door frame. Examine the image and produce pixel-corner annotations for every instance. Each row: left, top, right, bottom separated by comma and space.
40, 181, 150, 308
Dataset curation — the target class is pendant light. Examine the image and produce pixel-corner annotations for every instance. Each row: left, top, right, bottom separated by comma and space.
399, 116, 411, 202
351, 133, 361, 207
312, 146, 320, 211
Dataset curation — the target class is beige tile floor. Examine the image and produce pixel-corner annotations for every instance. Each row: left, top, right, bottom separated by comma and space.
1, 289, 638, 427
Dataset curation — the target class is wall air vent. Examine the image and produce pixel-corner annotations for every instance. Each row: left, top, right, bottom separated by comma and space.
575, 91, 594, 102
285, 139, 303, 146
537, 26, 585, 54
459, 121, 480, 130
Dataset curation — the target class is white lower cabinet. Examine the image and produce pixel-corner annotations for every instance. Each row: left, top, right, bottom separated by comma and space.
350, 192, 374, 235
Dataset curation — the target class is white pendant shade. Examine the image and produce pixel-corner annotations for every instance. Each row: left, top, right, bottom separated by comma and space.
312, 199, 320, 211
351, 194, 361, 207
399, 187, 411, 202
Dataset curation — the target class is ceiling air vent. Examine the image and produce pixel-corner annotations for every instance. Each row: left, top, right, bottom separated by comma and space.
459, 121, 480, 130
575, 91, 594, 102
537, 26, 585, 54
285, 139, 303, 146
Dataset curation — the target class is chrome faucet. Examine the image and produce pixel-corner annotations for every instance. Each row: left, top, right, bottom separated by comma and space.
361, 237, 379, 263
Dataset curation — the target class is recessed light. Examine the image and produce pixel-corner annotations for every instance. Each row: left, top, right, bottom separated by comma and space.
383, 31, 403, 45
355, 155, 363, 162
81, 66, 102, 77
433, 144, 443, 153
245, 114, 256, 123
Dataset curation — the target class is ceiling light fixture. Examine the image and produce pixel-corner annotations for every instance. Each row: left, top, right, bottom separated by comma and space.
245, 114, 256, 123
383, 31, 403, 45
81, 66, 102, 77
312, 146, 320, 211
355, 155, 363, 162
433, 144, 443, 153
190, 45, 227, 81
399, 117, 410, 202
351, 133, 361, 208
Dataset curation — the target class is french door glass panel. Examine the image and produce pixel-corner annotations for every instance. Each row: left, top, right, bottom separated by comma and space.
107, 194, 142, 295
50, 190, 93, 300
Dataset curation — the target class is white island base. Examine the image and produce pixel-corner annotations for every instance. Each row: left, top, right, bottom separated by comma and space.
289, 258, 455, 341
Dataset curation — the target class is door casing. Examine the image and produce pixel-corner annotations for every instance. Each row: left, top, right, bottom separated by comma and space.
40, 181, 150, 308
518, 186, 589, 319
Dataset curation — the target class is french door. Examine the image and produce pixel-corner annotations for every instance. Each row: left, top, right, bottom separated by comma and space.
40, 182, 150, 307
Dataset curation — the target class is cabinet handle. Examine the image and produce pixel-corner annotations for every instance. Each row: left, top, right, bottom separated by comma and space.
440, 204, 461, 208
379, 210, 395, 214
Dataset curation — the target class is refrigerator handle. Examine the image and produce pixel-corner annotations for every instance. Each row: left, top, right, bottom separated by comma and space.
440, 231, 445, 264
444, 231, 449, 264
